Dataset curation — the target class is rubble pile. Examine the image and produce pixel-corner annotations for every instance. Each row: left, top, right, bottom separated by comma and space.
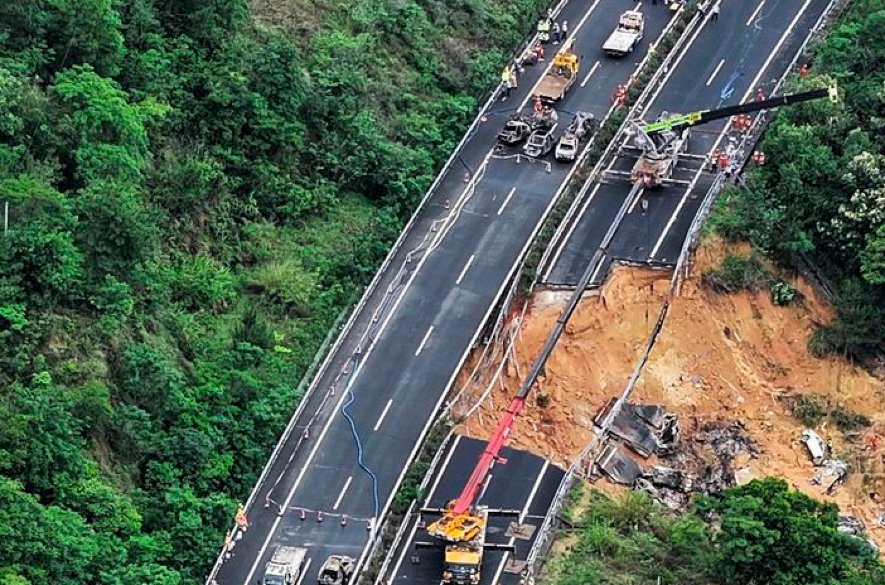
594, 405, 761, 510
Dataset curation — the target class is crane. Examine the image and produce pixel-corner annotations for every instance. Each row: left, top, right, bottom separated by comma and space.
623, 85, 838, 188
421, 85, 839, 585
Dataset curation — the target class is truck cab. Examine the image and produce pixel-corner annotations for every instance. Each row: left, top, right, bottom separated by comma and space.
442, 544, 482, 584
261, 546, 308, 585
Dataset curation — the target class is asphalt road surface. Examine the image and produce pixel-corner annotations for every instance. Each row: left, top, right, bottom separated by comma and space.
543, 0, 832, 286
382, 436, 565, 585
210, 3, 675, 584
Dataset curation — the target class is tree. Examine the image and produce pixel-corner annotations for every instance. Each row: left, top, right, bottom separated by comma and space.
699, 478, 882, 585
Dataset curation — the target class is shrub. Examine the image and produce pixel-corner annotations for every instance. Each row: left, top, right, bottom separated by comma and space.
791, 393, 827, 427
702, 254, 771, 293
770, 281, 799, 306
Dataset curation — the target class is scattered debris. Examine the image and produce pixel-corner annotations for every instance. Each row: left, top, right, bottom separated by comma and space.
596, 400, 660, 457
597, 443, 642, 485
802, 429, 828, 465
811, 459, 848, 495
838, 515, 866, 536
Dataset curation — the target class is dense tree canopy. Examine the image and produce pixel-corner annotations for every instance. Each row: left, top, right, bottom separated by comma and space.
0, 0, 553, 582
710, 0, 885, 357
546, 480, 884, 585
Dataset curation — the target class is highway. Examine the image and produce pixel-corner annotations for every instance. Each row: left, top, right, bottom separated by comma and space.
543, 0, 833, 286
383, 1, 836, 583
381, 437, 564, 585
209, 2, 676, 584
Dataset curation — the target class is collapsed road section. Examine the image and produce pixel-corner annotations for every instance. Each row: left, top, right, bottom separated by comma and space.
207, 2, 677, 584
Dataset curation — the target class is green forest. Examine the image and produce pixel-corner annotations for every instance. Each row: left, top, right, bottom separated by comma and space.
0, 1, 553, 583
545, 480, 885, 585
710, 0, 885, 358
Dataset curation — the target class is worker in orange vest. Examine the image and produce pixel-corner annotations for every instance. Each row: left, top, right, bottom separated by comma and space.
718, 151, 729, 170
614, 84, 627, 107
533, 96, 543, 115
235, 503, 249, 531
799, 63, 810, 77
756, 87, 766, 101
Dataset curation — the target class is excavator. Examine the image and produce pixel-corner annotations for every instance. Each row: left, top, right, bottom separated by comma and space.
616, 85, 838, 188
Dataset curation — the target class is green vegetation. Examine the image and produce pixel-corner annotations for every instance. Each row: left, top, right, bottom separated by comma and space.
708, 0, 885, 359
0, 1, 554, 582
790, 393, 872, 432
702, 253, 771, 293
544, 479, 884, 585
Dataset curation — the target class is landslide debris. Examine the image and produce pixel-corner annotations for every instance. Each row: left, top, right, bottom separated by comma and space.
454, 237, 885, 549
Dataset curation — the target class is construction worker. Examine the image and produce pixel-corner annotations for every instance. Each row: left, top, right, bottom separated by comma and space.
799, 63, 810, 77
561, 20, 569, 41
533, 96, 543, 115
752, 150, 766, 165
709, 149, 720, 172
509, 69, 518, 94
718, 150, 730, 171
552, 21, 561, 44
538, 17, 551, 42
235, 503, 249, 531
536, 42, 545, 62
501, 65, 512, 100
711, 1, 720, 21
756, 87, 766, 101
613, 84, 627, 107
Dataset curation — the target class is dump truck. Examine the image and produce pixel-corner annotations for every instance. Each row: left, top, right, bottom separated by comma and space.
535, 39, 580, 102
602, 11, 644, 56
317, 555, 354, 585
261, 546, 308, 585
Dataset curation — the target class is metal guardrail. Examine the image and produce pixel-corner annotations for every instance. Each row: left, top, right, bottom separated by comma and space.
521, 0, 846, 579
203, 3, 569, 579
537, 1, 703, 281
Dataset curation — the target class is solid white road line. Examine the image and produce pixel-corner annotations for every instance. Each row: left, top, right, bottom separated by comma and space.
580, 60, 601, 88
497, 187, 516, 216
706, 58, 726, 86
373, 399, 394, 432
415, 326, 434, 356
245, 1, 616, 581
628, 187, 646, 213
293, 558, 312, 585
543, 183, 602, 278
641, 10, 710, 118
488, 461, 551, 585
456, 254, 475, 285
747, 0, 766, 27
425, 435, 463, 503
333, 476, 353, 511
650, 0, 813, 259
388, 435, 463, 582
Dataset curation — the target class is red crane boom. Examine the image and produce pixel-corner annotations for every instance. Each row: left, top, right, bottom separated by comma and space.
452, 396, 526, 515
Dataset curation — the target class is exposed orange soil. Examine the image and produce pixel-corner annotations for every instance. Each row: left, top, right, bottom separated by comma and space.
455, 237, 885, 548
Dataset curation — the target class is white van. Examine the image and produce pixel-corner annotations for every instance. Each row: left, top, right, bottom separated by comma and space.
262, 546, 308, 585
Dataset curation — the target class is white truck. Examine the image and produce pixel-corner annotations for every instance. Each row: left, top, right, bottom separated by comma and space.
602, 11, 645, 56
262, 546, 308, 585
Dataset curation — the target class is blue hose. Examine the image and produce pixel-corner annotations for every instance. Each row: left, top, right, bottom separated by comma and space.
340, 374, 381, 519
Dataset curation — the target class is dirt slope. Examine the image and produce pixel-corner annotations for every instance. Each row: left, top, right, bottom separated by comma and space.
456, 238, 885, 548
